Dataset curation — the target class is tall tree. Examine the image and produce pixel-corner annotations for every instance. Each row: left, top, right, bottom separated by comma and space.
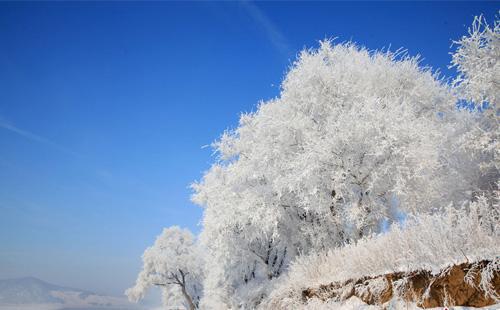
192, 41, 476, 308
450, 14, 499, 200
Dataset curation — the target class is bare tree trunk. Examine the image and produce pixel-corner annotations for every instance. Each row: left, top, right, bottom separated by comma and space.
180, 284, 196, 310
178, 269, 197, 310
156, 269, 197, 310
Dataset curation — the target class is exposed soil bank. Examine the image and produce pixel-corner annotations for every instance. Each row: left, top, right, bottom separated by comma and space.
302, 260, 499, 308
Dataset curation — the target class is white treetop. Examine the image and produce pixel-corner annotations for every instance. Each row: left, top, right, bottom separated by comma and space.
450, 14, 499, 185
126, 226, 204, 310
451, 13, 499, 112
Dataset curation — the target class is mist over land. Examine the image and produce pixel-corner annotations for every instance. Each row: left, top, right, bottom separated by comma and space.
0, 277, 154, 310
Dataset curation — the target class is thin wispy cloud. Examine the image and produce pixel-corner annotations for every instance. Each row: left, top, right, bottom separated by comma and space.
0, 118, 159, 196
0, 118, 79, 157
240, 1, 292, 57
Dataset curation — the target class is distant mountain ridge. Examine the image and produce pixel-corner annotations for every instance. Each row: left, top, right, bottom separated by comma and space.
0, 277, 138, 309
0, 277, 73, 304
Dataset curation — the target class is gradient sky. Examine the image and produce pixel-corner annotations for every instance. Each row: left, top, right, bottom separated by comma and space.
0, 1, 497, 297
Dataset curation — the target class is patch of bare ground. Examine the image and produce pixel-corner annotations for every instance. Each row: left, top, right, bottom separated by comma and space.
302, 260, 499, 308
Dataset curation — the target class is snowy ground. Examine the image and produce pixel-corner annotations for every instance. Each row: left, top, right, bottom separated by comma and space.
305, 297, 500, 310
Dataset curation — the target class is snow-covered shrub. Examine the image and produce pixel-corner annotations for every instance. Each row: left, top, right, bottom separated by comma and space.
263, 196, 499, 308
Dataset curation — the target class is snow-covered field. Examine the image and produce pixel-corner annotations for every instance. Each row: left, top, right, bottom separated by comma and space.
304, 297, 500, 310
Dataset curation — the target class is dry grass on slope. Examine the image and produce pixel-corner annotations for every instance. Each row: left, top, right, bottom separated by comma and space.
263, 198, 499, 309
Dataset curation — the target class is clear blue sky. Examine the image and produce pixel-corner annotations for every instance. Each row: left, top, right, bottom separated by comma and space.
0, 1, 497, 296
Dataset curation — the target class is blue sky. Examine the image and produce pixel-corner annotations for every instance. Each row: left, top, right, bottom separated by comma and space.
0, 1, 497, 296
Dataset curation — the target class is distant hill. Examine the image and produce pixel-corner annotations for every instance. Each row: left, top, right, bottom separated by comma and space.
0, 277, 139, 309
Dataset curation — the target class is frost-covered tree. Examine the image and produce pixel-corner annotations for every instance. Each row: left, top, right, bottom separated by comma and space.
125, 14, 499, 310
126, 226, 204, 310
451, 13, 499, 113
192, 41, 478, 308
450, 14, 499, 199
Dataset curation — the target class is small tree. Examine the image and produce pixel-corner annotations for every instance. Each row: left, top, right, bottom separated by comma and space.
126, 226, 204, 310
